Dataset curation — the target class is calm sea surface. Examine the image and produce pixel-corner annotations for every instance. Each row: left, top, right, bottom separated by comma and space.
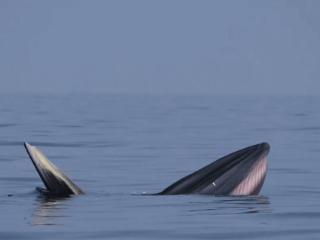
0, 94, 319, 239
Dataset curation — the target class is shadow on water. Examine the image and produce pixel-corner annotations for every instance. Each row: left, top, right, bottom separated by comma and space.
185, 195, 271, 215
32, 194, 71, 226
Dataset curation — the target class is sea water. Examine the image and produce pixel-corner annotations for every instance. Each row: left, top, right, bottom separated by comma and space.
0, 94, 319, 239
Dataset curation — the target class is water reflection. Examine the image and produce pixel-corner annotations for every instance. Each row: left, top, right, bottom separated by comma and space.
186, 195, 271, 215
32, 195, 71, 226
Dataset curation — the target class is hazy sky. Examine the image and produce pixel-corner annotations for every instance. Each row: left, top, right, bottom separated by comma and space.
0, 0, 319, 95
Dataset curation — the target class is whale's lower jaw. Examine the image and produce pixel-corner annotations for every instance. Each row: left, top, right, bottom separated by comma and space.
159, 143, 270, 196
231, 156, 267, 196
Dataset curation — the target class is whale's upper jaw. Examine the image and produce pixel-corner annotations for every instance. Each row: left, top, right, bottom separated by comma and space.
24, 142, 84, 197
159, 142, 270, 196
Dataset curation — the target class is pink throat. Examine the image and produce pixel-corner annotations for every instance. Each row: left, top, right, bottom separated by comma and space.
231, 156, 268, 195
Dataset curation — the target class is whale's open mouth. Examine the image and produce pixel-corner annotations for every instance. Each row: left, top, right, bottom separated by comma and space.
24, 141, 269, 197
159, 143, 270, 196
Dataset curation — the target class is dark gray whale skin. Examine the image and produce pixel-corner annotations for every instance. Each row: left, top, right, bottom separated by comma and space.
158, 143, 270, 196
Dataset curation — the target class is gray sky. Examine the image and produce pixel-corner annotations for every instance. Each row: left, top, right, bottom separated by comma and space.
0, 0, 319, 95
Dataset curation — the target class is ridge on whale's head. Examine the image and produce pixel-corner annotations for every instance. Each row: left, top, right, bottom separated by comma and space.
159, 142, 270, 196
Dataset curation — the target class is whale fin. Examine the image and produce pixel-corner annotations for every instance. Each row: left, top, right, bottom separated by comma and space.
158, 143, 269, 196
24, 142, 84, 196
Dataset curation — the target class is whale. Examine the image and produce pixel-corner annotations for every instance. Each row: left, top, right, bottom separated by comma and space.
24, 142, 269, 197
